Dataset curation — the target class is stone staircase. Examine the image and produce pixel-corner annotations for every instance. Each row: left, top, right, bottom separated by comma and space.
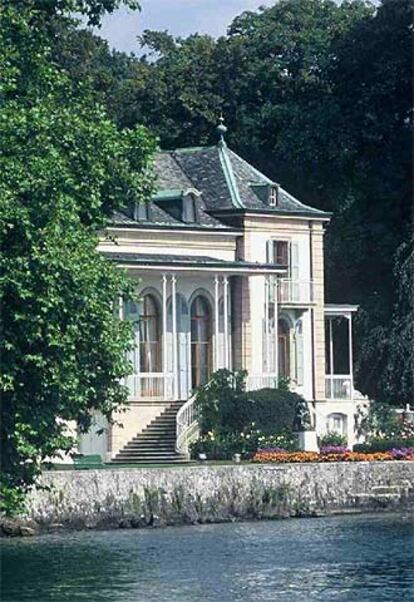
111, 401, 189, 464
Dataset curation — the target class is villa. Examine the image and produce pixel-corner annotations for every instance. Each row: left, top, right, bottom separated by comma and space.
79, 122, 366, 463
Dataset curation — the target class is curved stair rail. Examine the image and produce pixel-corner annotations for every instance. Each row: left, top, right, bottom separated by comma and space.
176, 395, 200, 457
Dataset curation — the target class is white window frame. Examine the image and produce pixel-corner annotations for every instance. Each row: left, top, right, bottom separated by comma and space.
269, 185, 279, 206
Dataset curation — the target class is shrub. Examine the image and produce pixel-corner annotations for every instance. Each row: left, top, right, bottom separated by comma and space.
353, 437, 414, 452
194, 369, 248, 435
194, 370, 303, 436
245, 388, 302, 435
190, 431, 256, 461
319, 432, 347, 447
257, 430, 298, 452
189, 427, 298, 461
356, 403, 414, 442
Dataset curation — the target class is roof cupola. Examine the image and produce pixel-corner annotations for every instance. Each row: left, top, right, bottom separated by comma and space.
216, 114, 228, 145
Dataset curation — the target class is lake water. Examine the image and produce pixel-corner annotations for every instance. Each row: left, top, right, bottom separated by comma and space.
1, 514, 413, 601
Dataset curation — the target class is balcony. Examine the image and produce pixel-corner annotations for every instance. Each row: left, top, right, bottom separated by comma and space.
278, 279, 314, 305
246, 374, 279, 391
126, 373, 174, 400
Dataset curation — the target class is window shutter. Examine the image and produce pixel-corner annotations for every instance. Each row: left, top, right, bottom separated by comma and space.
290, 242, 300, 280
266, 240, 274, 263
296, 320, 304, 386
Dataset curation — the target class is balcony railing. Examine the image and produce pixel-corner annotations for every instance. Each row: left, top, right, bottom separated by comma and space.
246, 374, 279, 391
126, 373, 174, 400
325, 375, 353, 400
278, 279, 314, 305
176, 395, 199, 456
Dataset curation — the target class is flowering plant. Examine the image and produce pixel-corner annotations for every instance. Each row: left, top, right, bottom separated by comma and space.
253, 448, 414, 464
389, 447, 414, 460
320, 445, 349, 455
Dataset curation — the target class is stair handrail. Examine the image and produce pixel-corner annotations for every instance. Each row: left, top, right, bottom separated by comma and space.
176, 394, 199, 457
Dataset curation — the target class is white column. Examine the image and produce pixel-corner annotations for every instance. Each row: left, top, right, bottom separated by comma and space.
329, 318, 334, 375
214, 275, 220, 370
162, 274, 168, 398
328, 317, 334, 400
171, 275, 178, 400
223, 276, 229, 369
273, 276, 278, 380
227, 276, 232, 370
348, 314, 354, 400
264, 276, 270, 373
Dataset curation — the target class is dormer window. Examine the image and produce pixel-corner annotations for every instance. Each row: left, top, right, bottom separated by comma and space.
152, 187, 200, 224
182, 193, 196, 223
134, 202, 149, 221
269, 184, 280, 207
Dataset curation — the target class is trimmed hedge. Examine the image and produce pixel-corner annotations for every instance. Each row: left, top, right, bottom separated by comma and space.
353, 437, 414, 452
243, 388, 301, 435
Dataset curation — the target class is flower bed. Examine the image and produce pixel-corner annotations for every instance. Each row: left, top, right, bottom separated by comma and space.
253, 447, 414, 464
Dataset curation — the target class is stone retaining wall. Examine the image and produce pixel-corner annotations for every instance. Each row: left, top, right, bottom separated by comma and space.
19, 462, 414, 532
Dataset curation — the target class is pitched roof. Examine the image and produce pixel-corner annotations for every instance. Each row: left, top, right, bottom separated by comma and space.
112, 141, 330, 228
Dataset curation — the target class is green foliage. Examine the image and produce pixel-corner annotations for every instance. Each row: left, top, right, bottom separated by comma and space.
190, 432, 255, 461
194, 370, 303, 437
353, 438, 414, 453
246, 388, 301, 435
319, 432, 347, 447
194, 369, 248, 436
11, 0, 140, 27
357, 404, 414, 444
0, 1, 155, 513
190, 428, 298, 461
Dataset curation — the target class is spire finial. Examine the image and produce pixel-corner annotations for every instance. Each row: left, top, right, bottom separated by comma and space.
216, 113, 228, 144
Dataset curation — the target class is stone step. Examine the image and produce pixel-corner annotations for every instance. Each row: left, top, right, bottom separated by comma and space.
116, 450, 181, 458
133, 431, 176, 437
142, 426, 175, 432
123, 443, 175, 451
131, 436, 175, 445
111, 400, 186, 465
112, 458, 189, 464
112, 454, 188, 464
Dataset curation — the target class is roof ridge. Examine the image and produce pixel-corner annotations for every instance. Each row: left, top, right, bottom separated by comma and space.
217, 142, 244, 209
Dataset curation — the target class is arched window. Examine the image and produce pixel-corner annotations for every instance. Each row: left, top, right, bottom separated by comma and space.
327, 413, 348, 437
278, 318, 290, 378
139, 294, 161, 373
191, 295, 212, 388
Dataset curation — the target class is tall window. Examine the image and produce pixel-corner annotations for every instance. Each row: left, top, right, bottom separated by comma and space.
268, 240, 289, 265
139, 294, 161, 373
191, 295, 212, 388
278, 319, 290, 378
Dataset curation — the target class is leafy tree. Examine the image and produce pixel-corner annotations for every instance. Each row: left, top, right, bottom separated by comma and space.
0, 1, 155, 512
